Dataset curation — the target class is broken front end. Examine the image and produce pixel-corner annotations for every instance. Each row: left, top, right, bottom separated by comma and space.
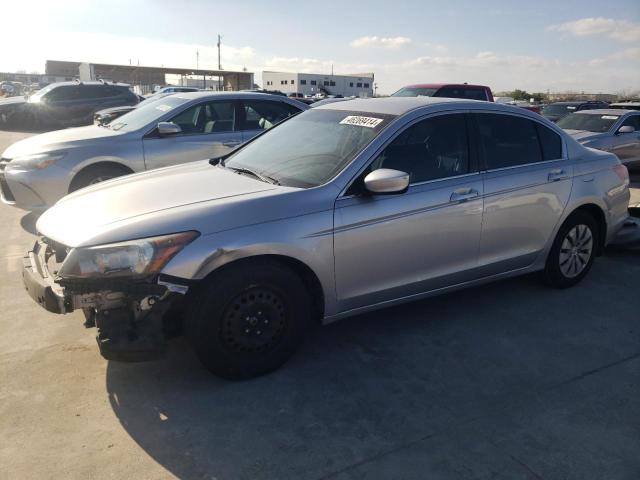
22, 232, 199, 361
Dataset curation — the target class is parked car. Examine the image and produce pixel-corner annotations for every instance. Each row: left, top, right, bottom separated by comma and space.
149, 86, 200, 96
21, 97, 630, 379
0, 81, 139, 131
541, 101, 609, 123
609, 101, 640, 111
0, 92, 308, 210
93, 94, 171, 125
513, 101, 542, 114
392, 83, 494, 101
557, 109, 640, 169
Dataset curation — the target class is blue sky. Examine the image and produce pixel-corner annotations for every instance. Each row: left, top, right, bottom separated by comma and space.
2, 0, 638, 94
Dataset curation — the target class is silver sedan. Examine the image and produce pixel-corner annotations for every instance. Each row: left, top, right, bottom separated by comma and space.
22, 97, 630, 379
0, 92, 307, 210
557, 109, 640, 169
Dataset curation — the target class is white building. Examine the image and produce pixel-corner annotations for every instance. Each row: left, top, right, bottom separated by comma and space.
262, 71, 374, 97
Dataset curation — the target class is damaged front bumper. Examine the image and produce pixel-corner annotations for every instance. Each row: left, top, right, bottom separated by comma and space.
22, 240, 191, 361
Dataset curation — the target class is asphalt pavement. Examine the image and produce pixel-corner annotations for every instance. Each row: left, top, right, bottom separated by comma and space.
0, 129, 639, 480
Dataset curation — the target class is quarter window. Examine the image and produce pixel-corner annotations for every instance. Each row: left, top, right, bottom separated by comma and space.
370, 114, 470, 183
535, 123, 563, 160
474, 113, 542, 169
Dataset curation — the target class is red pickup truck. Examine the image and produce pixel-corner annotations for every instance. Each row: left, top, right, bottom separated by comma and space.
392, 83, 494, 102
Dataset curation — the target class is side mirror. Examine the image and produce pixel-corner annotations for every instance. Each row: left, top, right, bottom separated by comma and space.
364, 169, 410, 194
618, 125, 635, 134
157, 122, 182, 136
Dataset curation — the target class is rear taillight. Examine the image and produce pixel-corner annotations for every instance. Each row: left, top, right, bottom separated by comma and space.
613, 164, 629, 184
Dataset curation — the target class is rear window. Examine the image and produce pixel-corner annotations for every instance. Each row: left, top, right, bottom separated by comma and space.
391, 87, 438, 97
435, 87, 487, 101
556, 113, 619, 133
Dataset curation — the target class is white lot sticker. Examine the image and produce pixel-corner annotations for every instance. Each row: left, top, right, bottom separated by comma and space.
340, 115, 383, 128
602, 115, 619, 120
567, 106, 577, 110
155, 104, 173, 112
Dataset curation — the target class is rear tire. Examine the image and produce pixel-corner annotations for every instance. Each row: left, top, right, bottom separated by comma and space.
544, 210, 598, 288
186, 260, 312, 380
69, 164, 131, 192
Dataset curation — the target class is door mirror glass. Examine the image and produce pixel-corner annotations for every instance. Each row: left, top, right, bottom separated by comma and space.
618, 125, 635, 134
364, 169, 410, 194
157, 121, 182, 136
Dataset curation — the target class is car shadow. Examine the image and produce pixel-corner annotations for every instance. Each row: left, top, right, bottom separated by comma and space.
105, 253, 640, 480
20, 211, 39, 234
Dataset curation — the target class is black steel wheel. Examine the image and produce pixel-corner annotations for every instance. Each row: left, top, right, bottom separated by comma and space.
186, 259, 312, 380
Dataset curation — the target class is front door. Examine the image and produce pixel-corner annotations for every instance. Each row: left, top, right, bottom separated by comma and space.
610, 114, 640, 167
475, 112, 573, 273
142, 100, 243, 170
334, 112, 484, 312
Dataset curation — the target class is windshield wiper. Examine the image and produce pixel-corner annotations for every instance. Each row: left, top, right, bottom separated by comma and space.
226, 166, 280, 185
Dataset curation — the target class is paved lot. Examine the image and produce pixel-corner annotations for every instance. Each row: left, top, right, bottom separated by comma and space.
0, 129, 639, 480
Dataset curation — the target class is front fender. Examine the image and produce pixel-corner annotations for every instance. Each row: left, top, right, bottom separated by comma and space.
161, 209, 339, 315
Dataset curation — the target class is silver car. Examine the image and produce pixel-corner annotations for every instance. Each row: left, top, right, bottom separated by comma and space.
0, 92, 307, 210
557, 109, 640, 169
22, 97, 630, 379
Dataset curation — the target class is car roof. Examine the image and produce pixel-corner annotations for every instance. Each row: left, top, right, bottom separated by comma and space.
402, 83, 489, 89
549, 101, 606, 106
50, 81, 131, 88
165, 91, 309, 108
570, 108, 634, 115
316, 96, 514, 116
610, 102, 640, 107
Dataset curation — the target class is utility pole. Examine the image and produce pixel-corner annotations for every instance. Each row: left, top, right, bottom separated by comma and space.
217, 34, 223, 91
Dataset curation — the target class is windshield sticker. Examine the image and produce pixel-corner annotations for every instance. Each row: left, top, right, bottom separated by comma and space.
601, 115, 619, 120
340, 116, 384, 128
155, 104, 173, 112
567, 106, 577, 110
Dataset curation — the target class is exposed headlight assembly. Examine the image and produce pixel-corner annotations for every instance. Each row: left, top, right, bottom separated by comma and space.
11, 152, 67, 170
58, 231, 199, 279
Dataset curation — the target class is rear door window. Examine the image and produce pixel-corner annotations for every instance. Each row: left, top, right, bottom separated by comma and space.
474, 113, 542, 169
240, 100, 301, 131
621, 115, 640, 131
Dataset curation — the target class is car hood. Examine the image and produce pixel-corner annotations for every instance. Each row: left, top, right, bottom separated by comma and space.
2, 125, 127, 158
0, 96, 27, 108
36, 160, 295, 247
564, 130, 605, 143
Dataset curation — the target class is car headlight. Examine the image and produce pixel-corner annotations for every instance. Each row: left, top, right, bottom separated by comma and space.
11, 152, 67, 170
58, 231, 199, 279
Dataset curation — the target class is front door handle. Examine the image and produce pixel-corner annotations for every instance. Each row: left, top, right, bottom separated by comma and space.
548, 169, 570, 182
222, 140, 241, 147
450, 188, 479, 203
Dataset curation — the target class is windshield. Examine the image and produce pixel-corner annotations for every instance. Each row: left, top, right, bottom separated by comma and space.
110, 95, 191, 131
28, 83, 57, 102
392, 87, 439, 97
542, 104, 577, 116
223, 109, 395, 188
556, 113, 619, 133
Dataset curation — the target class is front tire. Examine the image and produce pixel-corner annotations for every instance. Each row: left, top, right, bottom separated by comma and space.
544, 210, 598, 288
69, 164, 131, 192
186, 260, 311, 380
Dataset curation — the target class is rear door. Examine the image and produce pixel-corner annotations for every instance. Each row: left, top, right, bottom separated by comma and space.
142, 99, 243, 170
475, 112, 572, 273
239, 99, 303, 142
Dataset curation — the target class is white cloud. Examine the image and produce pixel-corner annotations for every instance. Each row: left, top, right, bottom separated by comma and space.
548, 17, 640, 43
350, 36, 412, 49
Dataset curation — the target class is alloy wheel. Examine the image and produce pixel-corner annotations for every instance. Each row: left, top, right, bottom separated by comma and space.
559, 224, 593, 278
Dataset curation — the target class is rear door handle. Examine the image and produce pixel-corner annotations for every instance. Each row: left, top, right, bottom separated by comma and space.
548, 169, 570, 182
222, 140, 241, 147
450, 188, 479, 203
